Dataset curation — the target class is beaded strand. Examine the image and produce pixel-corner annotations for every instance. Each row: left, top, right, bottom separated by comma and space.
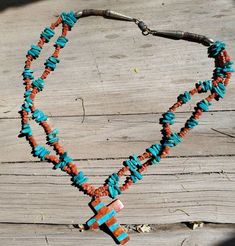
19, 12, 234, 200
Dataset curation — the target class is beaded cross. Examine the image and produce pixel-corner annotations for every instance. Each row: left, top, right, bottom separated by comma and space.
19, 9, 234, 245
87, 199, 129, 244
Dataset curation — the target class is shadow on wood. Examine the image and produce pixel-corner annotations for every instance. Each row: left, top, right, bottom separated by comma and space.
217, 236, 235, 246
0, 0, 45, 12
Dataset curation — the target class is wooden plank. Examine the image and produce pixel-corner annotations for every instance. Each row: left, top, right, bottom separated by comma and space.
1, 111, 234, 162
0, 0, 235, 118
0, 223, 234, 246
0, 157, 234, 225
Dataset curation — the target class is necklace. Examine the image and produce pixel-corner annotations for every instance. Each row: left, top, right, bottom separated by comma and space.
19, 9, 233, 245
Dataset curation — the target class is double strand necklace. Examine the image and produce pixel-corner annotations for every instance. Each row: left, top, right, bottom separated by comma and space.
19, 9, 234, 245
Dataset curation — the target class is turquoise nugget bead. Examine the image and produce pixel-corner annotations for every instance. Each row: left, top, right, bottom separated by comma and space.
108, 184, 121, 198
24, 89, 32, 97
21, 96, 32, 112
160, 112, 175, 125
163, 133, 182, 147
21, 124, 32, 136
61, 11, 77, 29
72, 171, 88, 186
197, 100, 211, 112
212, 83, 226, 100
208, 41, 225, 57
130, 175, 138, 183
33, 109, 48, 123
151, 156, 161, 164
124, 154, 141, 170
107, 173, 119, 186
186, 117, 198, 129
24, 95, 33, 107
55, 36, 68, 48
131, 169, 143, 180
177, 91, 191, 104
107, 173, 121, 198
27, 45, 41, 59
44, 56, 60, 71
41, 27, 55, 42
21, 104, 31, 113
47, 128, 59, 144
54, 152, 73, 169
34, 145, 50, 161
147, 144, 162, 157
196, 80, 213, 93
22, 68, 34, 80
32, 78, 45, 91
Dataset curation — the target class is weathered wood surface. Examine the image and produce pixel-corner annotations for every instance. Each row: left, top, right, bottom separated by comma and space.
0, 0, 235, 118
1, 111, 235, 162
0, 0, 234, 245
0, 156, 235, 225
0, 223, 234, 246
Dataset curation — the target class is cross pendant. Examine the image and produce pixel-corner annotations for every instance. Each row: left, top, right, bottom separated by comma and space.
86, 198, 130, 245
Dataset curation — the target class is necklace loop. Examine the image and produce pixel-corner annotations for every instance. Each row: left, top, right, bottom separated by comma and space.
19, 10, 234, 245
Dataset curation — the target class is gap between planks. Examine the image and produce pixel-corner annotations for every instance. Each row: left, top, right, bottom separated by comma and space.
1, 109, 235, 120
1, 153, 235, 164
0, 222, 234, 246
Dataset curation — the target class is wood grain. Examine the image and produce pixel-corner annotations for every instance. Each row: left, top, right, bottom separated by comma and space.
1, 111, 234, 162
0, 223, 234, 246
0, 0, 234, 118
0, 156, 234, 225
0, 0, 234, 245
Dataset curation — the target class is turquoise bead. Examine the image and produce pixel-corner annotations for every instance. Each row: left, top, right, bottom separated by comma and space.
41, 27, 55, 43
151, 155, 161, 165
197, 100, 211, 112
186, 117, 198, 129
27, 45, 41, 59
108, 185, 121, 198
61, 11, 77, 29
131, 154, 142, 166
208, 41, 225, 57
177, 91, 191, 104
33, 109, 48, 123
214, 61, 234, 78
107, 172, 121, 198
212, 82, 226, 100
32, 78, 45, 91
22, 89, 33, 112
163, 133, 182, 147
22, 68, 34, 80
131, 169, 143, 180
44, 56, 60, 71
123, 154, 143, 185
47, 128, 59, 144
54, 152, 72, 170
196, 80, 212, 93
34, 145, 50, 161
124, 154, 141, 170
24, 89, 32, 97
21, 104, 31, 113
55, 36, 68, 48
72, 171, 88, 186
160, 112, 175, 125
20, 124, 32, 136
147, 144, 162, 157
130, 174, 138, 183
107, 173, 119, 186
